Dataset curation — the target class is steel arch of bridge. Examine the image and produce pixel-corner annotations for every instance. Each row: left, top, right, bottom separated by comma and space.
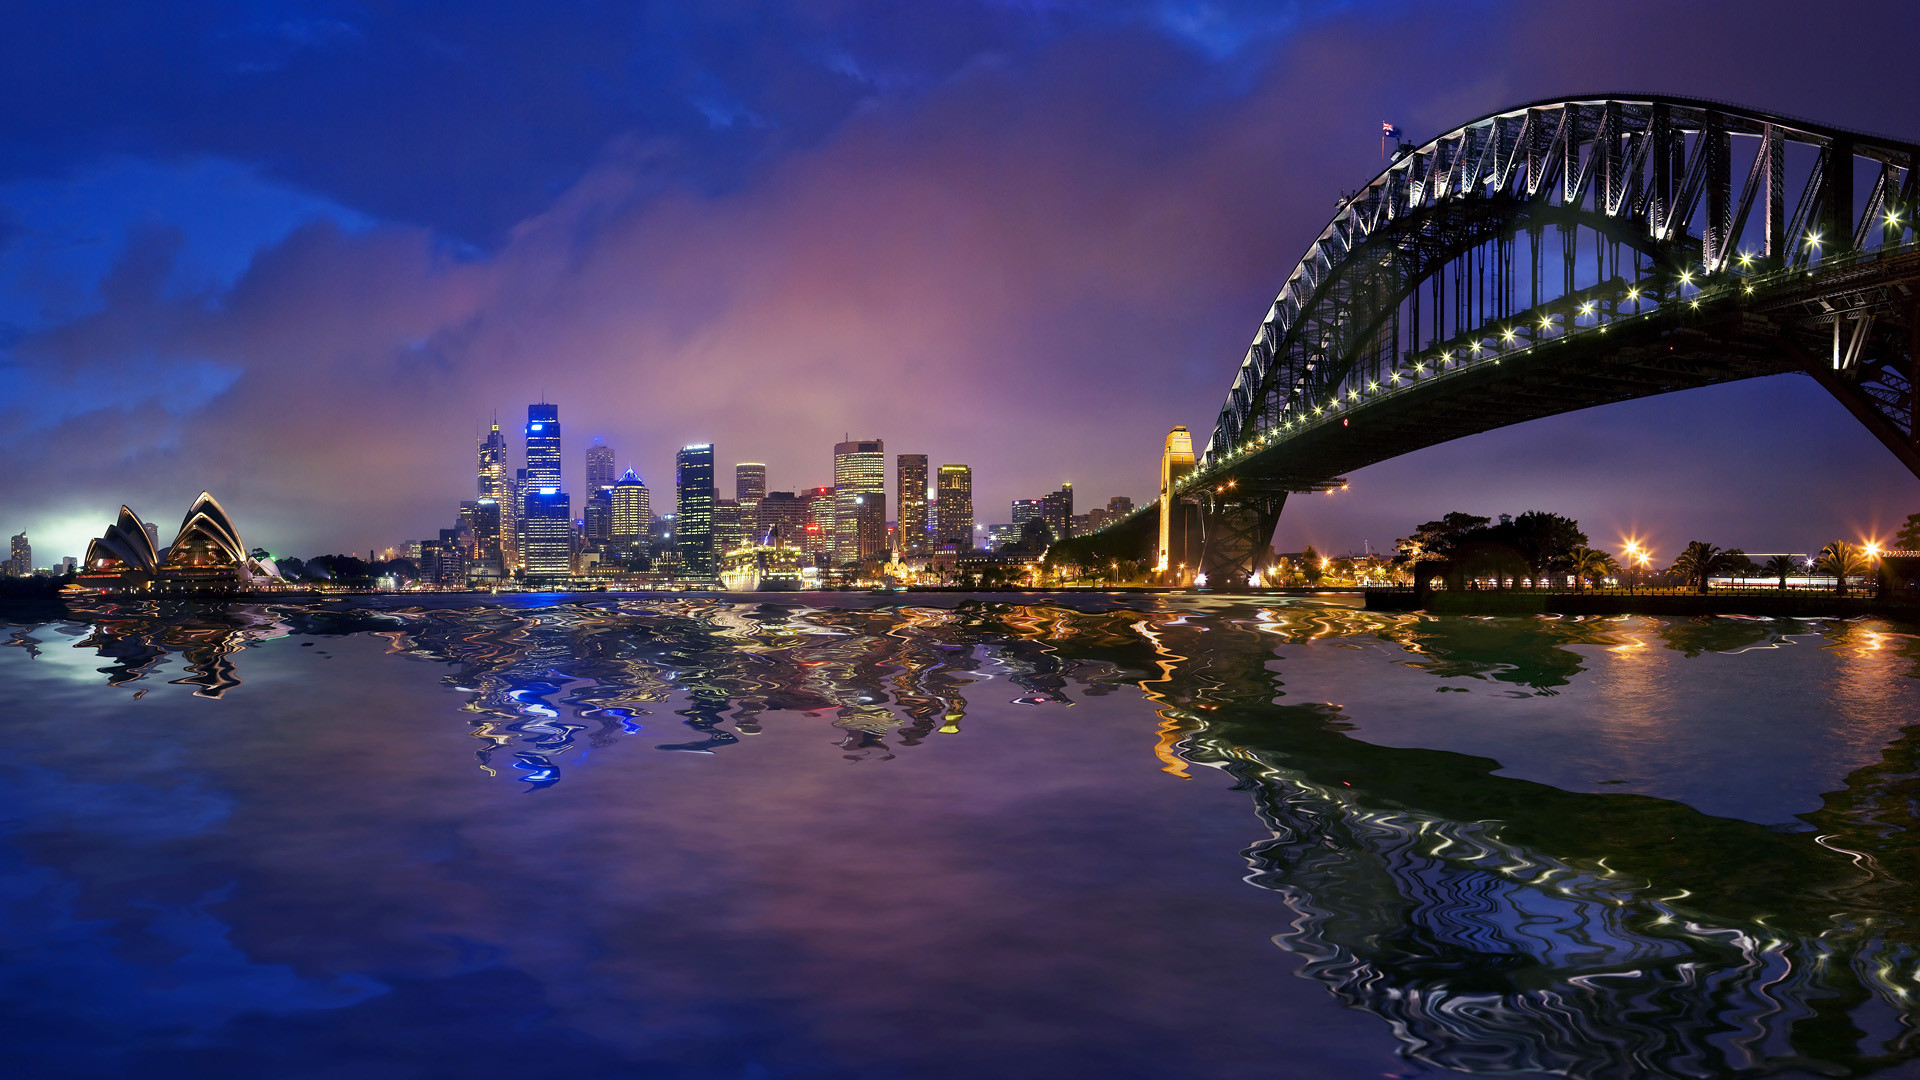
1149, 95, 1920, 584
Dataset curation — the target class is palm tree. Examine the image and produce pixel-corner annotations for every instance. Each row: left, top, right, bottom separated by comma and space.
1567, 546, 1619, 591
1763, 553, 1796, 591
1815, 541, 1870, 596
1668, 541, 1747, 594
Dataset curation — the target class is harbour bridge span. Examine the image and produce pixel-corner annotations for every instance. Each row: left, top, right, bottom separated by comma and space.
1082, 95, 1920, 585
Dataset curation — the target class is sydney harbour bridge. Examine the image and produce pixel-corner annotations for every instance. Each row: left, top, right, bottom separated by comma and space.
1073, 95, 1920, 584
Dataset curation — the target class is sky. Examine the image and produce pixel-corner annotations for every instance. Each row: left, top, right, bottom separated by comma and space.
2, 0, 1918, 564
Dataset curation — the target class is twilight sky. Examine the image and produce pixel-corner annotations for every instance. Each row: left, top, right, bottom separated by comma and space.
3, 0, 1917, 563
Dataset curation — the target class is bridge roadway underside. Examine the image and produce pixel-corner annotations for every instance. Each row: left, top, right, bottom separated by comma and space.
1168, 250, 1920, 585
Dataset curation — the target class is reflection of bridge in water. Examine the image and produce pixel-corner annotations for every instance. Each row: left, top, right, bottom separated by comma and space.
14, 597, 1920, 1076
1071, 97, 1920, 584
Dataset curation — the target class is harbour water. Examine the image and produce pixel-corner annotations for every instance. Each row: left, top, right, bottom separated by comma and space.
3, 594, 1920, 1079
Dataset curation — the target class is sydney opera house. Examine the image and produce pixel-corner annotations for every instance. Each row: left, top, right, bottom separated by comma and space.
75, 492, 284, 593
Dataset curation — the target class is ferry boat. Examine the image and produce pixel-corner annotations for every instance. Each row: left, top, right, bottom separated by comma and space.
718, 542, 808, 592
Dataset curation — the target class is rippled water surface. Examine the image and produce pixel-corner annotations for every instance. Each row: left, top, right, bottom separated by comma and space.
5, 594, 1920, 1079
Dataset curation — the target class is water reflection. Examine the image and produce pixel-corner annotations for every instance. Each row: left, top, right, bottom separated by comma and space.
17, 596, 1920, 1077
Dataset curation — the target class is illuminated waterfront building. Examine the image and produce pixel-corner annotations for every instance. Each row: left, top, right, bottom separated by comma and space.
935, 464, 974, 552
804, 486, 835, 559
78, 511, 155, 588
833, 439, 886, 566
464, 499, 504, 580
523, 487, 572, 585
611, 470, 652, 549
755, 491, 807, 546
896, 454, 929, 558
676, 444, 716, 576
1157, 425, 1197, 574
1041, 483, 1074, 541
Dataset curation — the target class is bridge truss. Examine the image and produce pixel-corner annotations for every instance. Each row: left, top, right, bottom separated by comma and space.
1167, 95, 1920, 585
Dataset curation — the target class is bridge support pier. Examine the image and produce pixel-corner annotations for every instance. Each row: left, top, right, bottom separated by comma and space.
1164, 492, 1285, 588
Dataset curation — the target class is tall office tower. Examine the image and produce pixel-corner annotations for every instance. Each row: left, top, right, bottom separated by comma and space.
523, 487, 572, 584
1011, 499, 1042, 528
586, 438, 616, 493
735, 463, 767, 502
461, 499, 504, 579
675, 444, 716, 575
804, 486, 836, 559
525, 403, 560, 487
1108, 495, 1134, 517
478, 417, 517, 570
7, 532, 28, 576
935, 465, 974, 552
512, 467, 530, 571
584, 489, 613, 544
896, 454, 929, 558
713, 499, 743, 554
735, 463, 766, 546
1041, 483, 1074, 541
610, 470, 652, 550
833, 439, 886, 566
755, 491, 808, 546
142, 522, 161, 556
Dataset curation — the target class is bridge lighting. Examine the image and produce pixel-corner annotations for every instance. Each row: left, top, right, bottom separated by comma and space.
1689, 300, 1699, 308
1414, 363, 1426, 374
1678, 269, 1694, 287
1626, 287, 1640, 301
1539, 315, 1553, 330
1500, 327, 1516, 343
1469, 341, 1483, 355
1579, 302, 1594, 316
1806, 230, 1823, 249
1737, 251, 1753, 267
1391, 372, 1402, 382
1367, 381, 1378, 391
1348, 389, 1359, 400
1887, 210, 1903, 227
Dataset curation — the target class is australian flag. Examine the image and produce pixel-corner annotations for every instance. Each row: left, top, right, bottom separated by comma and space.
1382, 122, 1401, 140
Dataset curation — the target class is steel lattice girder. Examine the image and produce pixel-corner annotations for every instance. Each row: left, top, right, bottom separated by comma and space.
1199, 95, 1920, 478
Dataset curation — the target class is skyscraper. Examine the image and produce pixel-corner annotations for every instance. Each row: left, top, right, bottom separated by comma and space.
8, 532, 28, 576
522, 404, 565, 580
896, 454, 929, 558
803, 486, 835, 559
755, 491, 807, 546
833, 439, 885, 566
735, 463, 767, 502
1041, 483, 1074, 541
675, 444, 716, 576
523, 488, 571, 584
478, 417, 516, 571
525, 403, 560, 487
713, 499, 743, 554
610, 470, 652, 550
586, 439, 616, 493
462, 499, 504, 579
1012, 499, 1042, 528
935, 464, 974, 552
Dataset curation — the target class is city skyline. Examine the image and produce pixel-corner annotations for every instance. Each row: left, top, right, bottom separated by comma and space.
4, 2, 1919, 564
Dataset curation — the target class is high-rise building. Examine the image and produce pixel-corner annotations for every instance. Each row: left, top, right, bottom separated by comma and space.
896, 454, 929, 558
713, 498, 743, 554
935, 464, 974, 552
755, 491, 808, 546
584, 489, 613, 545
512, 467, 530, 571
586, 438, 616, 493
1108, 495, 1134, 517
1041, 483, 1074, 541
525, 403, 560, 487
610, 470, 652, 550
803, 486, 836, 559
523, 487, 572, 585
675, 444, 716, 576
7, 532, 29, 576
1012, 499, 1042, 528
735, 463, 766, 548
478, 417, 516, 571
142, 521, 161, 557
833, 439, 886, 566
462, 499, 504, 579
735, 463, 767, 502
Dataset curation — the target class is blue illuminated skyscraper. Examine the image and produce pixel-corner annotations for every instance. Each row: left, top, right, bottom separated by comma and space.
523, 403, 568, 583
